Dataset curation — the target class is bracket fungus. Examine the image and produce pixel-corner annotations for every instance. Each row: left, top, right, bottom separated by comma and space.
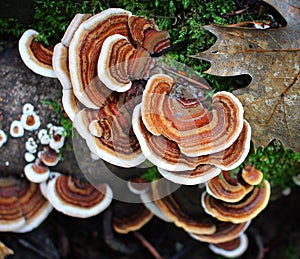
74, 82, 146, 168
202, 179, 271, 224
151, 181, 216, 235
24, 158, 50, 183
208, 233, 249, 258
45, 174, 113, 218
18, 29, 56, 78
190, 220, 251, 244
39, 146, 60, 167
113, 201, 153, 234
242, 165, 264, 185
133, 91, 251, 185
140, 74, 244, 157
0, 177, 52, 233
206, 170, 254, 203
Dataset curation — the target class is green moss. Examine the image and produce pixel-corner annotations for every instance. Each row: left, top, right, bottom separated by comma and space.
141, 166, 161, 181
246, 140, 300, 189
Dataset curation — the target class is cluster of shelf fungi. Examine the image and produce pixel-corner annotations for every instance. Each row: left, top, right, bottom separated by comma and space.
0, 8, 272, 257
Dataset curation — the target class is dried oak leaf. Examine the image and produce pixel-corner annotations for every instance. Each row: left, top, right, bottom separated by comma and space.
194, 0, 300, 152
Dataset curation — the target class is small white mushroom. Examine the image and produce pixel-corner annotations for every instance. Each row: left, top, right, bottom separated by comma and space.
22, 103, 35, 115
21, 112, 41, 131
24, 152, 36, 163
10, 120, 24, 138
25, 137, 38, 153
282, 187, 291, 196
49, 126, 66, 150
292, 174, 300, 186
0, 130, 7, 148
38, 129, 50, 145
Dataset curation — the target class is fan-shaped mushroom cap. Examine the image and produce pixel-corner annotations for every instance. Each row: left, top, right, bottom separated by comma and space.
40, 146, 60, 167
128, 16, 170, 54
158, 165, 221, 186
202, 180, 271, 224
75, 83, 146, 168
113, 201, 153, 234
68, 8, 132, 108
24, 158, 50, 183
0, 130, 7, 148
242, 165, 264, 185
133, 104, 247, 181
190, 220, 251, 244
151, 181, 216, 235
97, 34, 135, 92
208, 233, 249, 258
0, 177, 52, 232
46, 174, 113, 218
18, 29, 56, 78
141, 74, 244, 157
206, 171, 253, 203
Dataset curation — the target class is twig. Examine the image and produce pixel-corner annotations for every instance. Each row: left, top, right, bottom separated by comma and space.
133, 231, 164, 259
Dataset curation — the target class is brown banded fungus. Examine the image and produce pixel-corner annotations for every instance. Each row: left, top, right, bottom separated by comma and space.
208, 233, 249, 258
133, 101, 250, 184
202, 180, 271, 224
74, 82, 146, 168
97, 34, 154, 92
0, 177, 52, 232
18, 29, 56, 78
24, 158, 50, 183
40, 146, 60, 167
128, 15, 170, 54
190, 220, 250, 244
113, 201, 153, 234
151, 181, 216, 235
206, 170, 253, 203
140, 74, 244, 157
46, 174, 113, 218
242, 165, 264, 185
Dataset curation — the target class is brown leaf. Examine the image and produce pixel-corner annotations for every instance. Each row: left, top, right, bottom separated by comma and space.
193, 0, 300, 151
